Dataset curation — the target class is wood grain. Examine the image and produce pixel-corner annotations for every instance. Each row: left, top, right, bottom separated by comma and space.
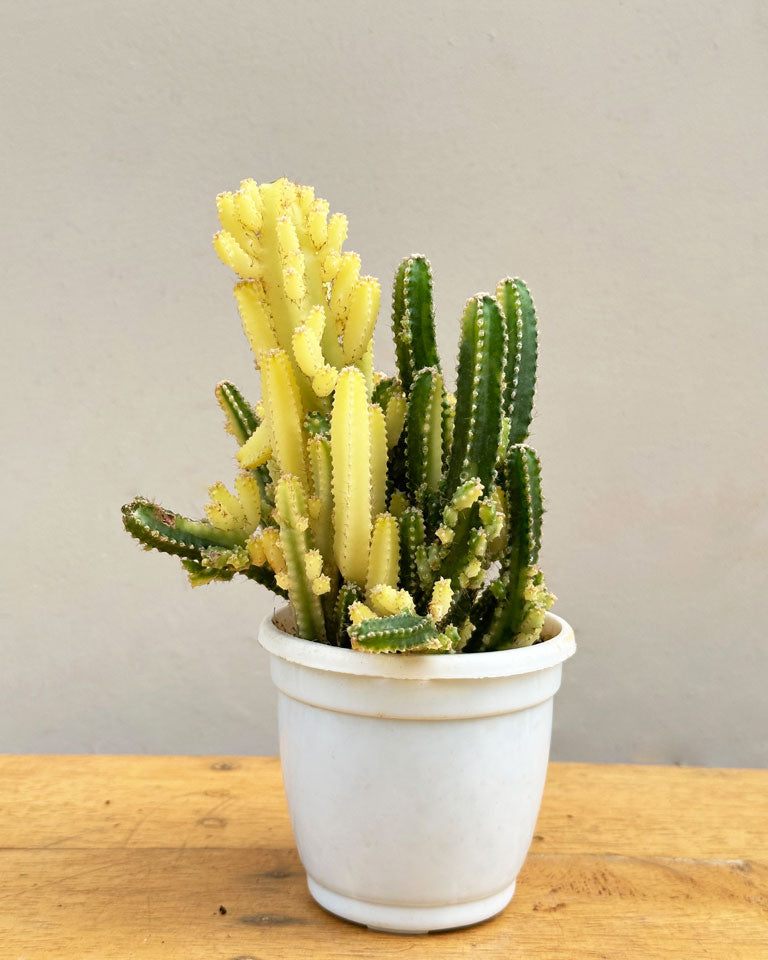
0, 757, 765, 958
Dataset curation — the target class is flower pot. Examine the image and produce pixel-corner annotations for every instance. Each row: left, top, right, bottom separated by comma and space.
259, 607, 576, 934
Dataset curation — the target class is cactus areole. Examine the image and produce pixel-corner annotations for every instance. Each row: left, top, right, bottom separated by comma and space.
122, 178, 558, 654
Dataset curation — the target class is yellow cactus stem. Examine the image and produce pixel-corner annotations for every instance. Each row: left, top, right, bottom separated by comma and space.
261, 349, 308, 488
276, 216, 306, 304
436, 525, 454, 546
274, 571, 291, 591
428, 578, 453, 622
322, 251, 342, 283
343, 276, 381, 363
261, 527, 286, 575
213, 230, 262, 280
366, 513, 400, 597
246, 532, 267, 566
369, 404, 388, 520
307, 199, 330, 248
306, 304, 326, 339
359, 344, 375, 397
292, 324, 325, 378
385, 389, 407, 449
234, 282, 278, 363
235, 472, 262, 533
455, 479, 484, 511
348, 600, 376, 627
233, 179, 263, 232
237, 421, 272, 469
331, 367, 372, 586
369, 585, 416, 617
322, 213, 348, 270
312, 365, 339, 398
330, 252, 361, 333
305, 549, 324, 581
216, 192, 258, 255
307, 436, 333, 562
205, 482, 247, 532
311, 574, 331, 595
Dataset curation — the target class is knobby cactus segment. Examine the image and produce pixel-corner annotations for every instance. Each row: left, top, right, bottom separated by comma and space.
497, 278, 538, 445
443, 295, 506, 499
392, 255, 440, 393
122, 178, 556, 652
274, 476, 327, 643
331, 367, 372, 587
405, 367, 443, 505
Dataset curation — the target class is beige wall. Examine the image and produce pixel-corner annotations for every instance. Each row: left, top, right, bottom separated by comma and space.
3, 0, 767, 764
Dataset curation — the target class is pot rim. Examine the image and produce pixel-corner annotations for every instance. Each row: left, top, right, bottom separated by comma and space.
259, 605, 575, 680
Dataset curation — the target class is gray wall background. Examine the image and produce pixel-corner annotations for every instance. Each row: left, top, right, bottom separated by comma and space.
2, 0, 767, 765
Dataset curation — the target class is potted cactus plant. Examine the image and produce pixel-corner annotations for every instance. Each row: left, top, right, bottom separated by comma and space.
123, 178, 575, 933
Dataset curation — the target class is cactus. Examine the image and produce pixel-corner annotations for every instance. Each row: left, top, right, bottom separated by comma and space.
122, 178, 556, 653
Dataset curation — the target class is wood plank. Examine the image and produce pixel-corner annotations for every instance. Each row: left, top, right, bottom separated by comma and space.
0, 757, 766, 958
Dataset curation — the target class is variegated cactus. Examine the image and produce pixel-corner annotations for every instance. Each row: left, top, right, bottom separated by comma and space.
122, 179, 555, 653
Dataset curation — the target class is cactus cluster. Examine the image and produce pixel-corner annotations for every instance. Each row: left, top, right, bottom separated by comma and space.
122, 178, 555, 653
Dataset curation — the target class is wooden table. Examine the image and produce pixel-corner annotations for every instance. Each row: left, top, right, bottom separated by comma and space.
1, 757, 765, 958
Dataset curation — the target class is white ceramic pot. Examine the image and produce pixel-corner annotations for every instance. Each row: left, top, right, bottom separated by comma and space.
259, 608, 576, 934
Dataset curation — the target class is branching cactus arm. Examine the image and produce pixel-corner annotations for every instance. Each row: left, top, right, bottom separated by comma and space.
392, 255, 440, 393
274, 475, 328, 643
331, 367, 372, 587
405, 367, 443, 508
497, 278, 538, 445
443, 295, 506, 499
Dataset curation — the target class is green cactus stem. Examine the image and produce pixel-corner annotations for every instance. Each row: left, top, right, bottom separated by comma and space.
399, 506, 426, 600
443, 294, 505, 499
497, 278, 538, 445
274, 475, 327, 643
122, 497, 287, 595
122, 498, 246, 558
482, 444, 546, 649
215, 380, 260, 445
405, 367, 443, 506
392, 255, 441, 393
349, 612, 450, 653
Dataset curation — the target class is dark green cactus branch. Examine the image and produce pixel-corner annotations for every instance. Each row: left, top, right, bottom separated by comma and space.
349, 612, 445, 653
497, 278, 538, 445
443, 295, 505, 499
274, 476, 327, 644
215, 381, 260, 445
405, 367, 443, 504
399, 507, 426, 600
122, 497, 246, 559
392, 255, 440, 393
333, 581, 362, 647
482, 444, 544, 649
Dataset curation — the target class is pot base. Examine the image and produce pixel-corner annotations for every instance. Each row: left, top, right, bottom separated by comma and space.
307, 876, 517, 934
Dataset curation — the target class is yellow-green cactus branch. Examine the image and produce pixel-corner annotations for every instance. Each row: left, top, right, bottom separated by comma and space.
205, 482, 247, 533
366, 513, 400, 598
368, 403, 388, 521
307, 435, 334, 566
369, 585, 415, 617
274, 475, 327, 642
331, 367, 372, 586
260, 349, 308, 489
343, 276, 381, 363
237, 421, 272, 469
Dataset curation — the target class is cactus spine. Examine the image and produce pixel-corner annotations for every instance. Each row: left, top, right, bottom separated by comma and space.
123, 178, 556, 653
